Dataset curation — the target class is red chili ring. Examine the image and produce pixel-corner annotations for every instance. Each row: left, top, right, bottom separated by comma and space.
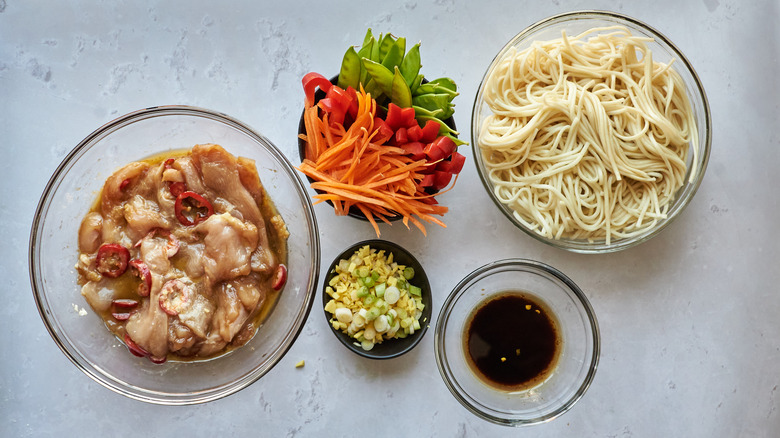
272, 263, 288, 291
128, 259, 152, 297
174, 191, 214, 226
123, 333, 149, 358
158, 279, 192, 316
95, 243, 130, 278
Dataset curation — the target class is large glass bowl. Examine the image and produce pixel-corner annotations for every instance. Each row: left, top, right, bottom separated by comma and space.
29, 106, 320, 405
471, 11, 711, 253
434, 259, 599, 426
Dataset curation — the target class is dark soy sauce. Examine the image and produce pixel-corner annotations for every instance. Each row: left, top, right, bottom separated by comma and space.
464, 292, 561, 391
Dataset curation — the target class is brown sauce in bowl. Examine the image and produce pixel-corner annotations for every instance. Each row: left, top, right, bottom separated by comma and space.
464, 292, 561, 391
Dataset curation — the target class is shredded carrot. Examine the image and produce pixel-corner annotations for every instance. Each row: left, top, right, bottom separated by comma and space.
297, 87, 454, 236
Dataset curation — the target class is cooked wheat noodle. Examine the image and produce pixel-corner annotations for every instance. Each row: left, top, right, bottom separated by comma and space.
478, 26, 698, 244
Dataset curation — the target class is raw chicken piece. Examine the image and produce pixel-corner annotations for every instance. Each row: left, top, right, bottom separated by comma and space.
212, 280, 250, 343
78, 212, 103, 254
123, 195, 171, 241
196, 213, 258, 286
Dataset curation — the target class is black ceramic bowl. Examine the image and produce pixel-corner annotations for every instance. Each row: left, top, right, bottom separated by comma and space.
322, 239, 432, 359
297, 75, 458, 222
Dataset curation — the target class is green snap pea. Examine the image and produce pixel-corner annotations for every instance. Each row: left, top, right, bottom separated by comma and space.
409, 73, 424, 94
377, 33, 396, 62
413, 93, 455, 119
381, 37, 405, 71
361, 28, 375, 48
362, 58, 394, 97
399, 43, 421, 86
338, 46, 361, 90
391, 67, 412, 108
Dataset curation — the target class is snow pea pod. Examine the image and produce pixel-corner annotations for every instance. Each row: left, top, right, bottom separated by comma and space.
413, 93, 455, 119
391, 67, 412, 108
400, 43, 421, 86
381, 37, 405, 71
377, 33, 398, 62
338, 46, 361, 90
414, 80, 458, 97
362, 58, 395, 97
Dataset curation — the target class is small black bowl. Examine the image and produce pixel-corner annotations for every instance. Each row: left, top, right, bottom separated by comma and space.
297, 75, 457, 222
322, 239, 432, 359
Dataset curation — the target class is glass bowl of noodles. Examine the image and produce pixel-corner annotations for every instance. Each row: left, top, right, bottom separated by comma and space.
471, 10, 711, 253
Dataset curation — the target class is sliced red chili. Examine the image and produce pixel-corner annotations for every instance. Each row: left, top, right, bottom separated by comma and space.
112, 312, 132, 321
168, 181, 186, 197
272, 263, 288, 291
174, 191, 214, 226
149, 355, 167, 364
128, 259, 152, 297
124, 333, 149, 358
112, 299, 138, 309
95, 243, 130, 278
163, 158, 187, 197
159, 279, 192, 316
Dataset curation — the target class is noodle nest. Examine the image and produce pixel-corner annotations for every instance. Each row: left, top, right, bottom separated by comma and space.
477, 26, 697, 244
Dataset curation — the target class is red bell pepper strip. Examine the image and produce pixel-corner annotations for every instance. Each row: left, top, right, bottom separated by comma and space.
95, 243, 130, 278
407, 125, 423, 142
438, 151, 466, 174
419, 173, 436, 188
385, 103, 417, 131
373, 118, 394, 144
302, 72, 333, 107
394, 127, 408, 145
174, 191, 214, 226
425, 135, 457, 162
432, 170, 453, 190
401, 141, 426, 161
346, 86, 359, 119
420, 120, 441, 143
128, 259, 152, 297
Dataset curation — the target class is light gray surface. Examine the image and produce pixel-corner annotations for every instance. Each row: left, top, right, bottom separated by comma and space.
2, 1, 778, 436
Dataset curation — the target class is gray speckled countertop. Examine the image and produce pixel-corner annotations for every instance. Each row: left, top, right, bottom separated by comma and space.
2, 1, 779, 436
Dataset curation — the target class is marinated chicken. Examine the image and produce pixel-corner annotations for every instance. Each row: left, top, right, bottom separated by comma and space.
76, 144, 289, 363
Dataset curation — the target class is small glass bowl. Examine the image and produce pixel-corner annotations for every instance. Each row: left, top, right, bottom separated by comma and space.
471, 11, 711, 253
322, 239, 432, 359
29, 106, 320, 405
434, 259, 599, 426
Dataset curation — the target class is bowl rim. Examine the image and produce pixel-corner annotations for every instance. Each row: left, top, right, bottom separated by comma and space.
321, 238, 432, 360
28, 104, 321, 405
470, 10, 712, 254
434, 258, 600, 426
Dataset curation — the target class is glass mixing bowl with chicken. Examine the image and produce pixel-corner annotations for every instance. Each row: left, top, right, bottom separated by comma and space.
76, 143, 289, 364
